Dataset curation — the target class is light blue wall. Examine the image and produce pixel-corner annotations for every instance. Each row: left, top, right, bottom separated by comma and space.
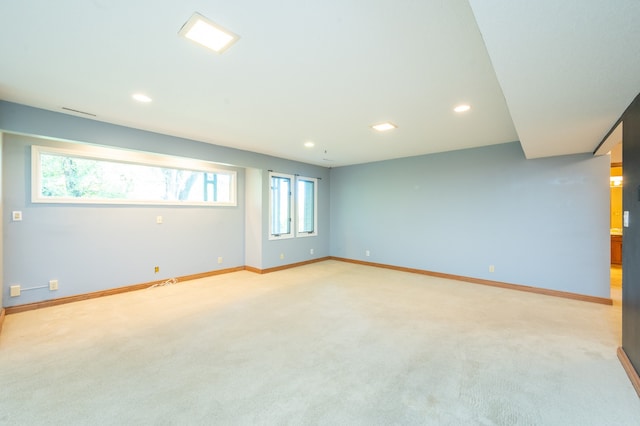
245, 168, 264, 269
330, 142, 611, 298
3, 133, 245, 306
1, 101, 330, 306
1, 100, 610, 305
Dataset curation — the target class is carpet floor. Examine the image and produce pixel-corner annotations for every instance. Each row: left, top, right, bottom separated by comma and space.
1, 260, 639, 425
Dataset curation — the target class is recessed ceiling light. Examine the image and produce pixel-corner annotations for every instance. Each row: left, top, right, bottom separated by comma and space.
371, 122, 397, 132
179, 12, 239, 54
454, 104, 471, 113
132, 93, 152, 103
304, 141, 315, 148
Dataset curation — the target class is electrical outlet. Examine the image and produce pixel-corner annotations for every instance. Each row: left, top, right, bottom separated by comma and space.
49, 279, 59, 291
10, 285, 20, 297
365, 250, 370, 257
310, 248, 314, 255
156, 216, 163, 224
218, 257, 223, 264
154, 266, 160, 273
280, 253, 285, 260
489, 265, 495, 273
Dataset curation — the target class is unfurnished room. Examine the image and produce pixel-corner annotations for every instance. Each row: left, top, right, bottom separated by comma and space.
1, 1, 640, 424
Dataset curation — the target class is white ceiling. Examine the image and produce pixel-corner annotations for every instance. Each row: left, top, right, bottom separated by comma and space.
0, 1, 638, 167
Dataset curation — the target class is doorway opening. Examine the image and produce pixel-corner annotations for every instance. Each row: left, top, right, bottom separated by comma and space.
607, 135, 623, 306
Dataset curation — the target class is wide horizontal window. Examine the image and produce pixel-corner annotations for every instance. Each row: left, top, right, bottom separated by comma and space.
32, 145, 237, 206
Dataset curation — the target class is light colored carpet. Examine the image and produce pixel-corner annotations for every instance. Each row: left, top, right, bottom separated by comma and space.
1, 260, 638, 425
611, 265, 622, 307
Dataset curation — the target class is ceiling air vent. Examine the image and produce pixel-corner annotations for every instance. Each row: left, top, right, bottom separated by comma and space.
62, 107, 96, 117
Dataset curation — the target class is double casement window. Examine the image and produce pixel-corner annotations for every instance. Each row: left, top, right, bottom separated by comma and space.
32, 145, 237, 206
269, 172, 318, 239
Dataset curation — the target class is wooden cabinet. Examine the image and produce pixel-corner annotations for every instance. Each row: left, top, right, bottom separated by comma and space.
611, 235, 623, 265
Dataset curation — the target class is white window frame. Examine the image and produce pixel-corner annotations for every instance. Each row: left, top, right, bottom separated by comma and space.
269, 171, 294, 240
295, 176, 318, 238
32, 144, 237, 206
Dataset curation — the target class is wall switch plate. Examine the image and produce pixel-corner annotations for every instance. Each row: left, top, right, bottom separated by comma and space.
12, 211, 22, 221
49, 279, 59, 291
624, 211, 630, 227
10, 285, 20, 297
156, 216, 163, 224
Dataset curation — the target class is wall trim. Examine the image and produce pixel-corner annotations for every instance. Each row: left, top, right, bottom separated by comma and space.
4, 267, 244, 315
4, 255, 611, 317
245, 257, 331, 274
3, 258, 331, 316
618, 346, 640, 398
330, 257, 613, 305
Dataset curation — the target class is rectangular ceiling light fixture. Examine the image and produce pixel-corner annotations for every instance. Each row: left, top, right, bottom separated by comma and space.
179, 12, 239, 54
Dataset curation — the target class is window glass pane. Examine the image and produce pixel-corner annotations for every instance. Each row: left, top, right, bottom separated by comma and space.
34, 146, 236, 206
271, 175, 291, 235
297, 179, 315, 233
